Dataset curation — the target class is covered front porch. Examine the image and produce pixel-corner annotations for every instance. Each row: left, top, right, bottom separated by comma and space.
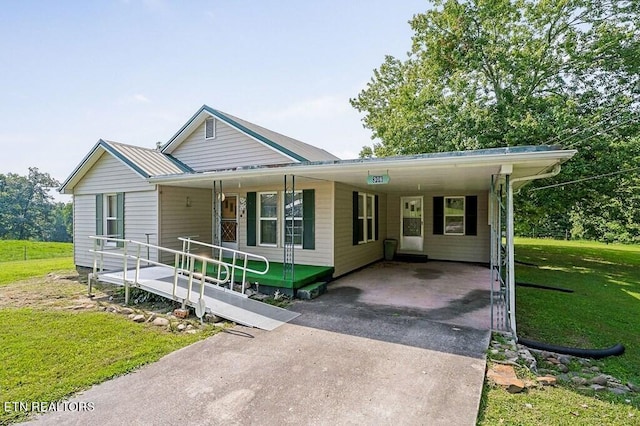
149, 146, 576, 335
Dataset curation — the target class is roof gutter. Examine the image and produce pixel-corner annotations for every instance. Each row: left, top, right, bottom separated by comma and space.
505, 164, 562, 336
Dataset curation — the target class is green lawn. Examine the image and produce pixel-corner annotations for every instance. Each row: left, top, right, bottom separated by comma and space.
479, 238, 640, 424
0, 240, 218, 424
0, 240, 72, 261
0, 258, 75, 286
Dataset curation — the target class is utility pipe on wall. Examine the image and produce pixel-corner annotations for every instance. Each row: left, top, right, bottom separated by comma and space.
506, 164, 561, 335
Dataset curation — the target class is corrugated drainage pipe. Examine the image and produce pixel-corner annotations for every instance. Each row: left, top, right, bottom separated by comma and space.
517, 337, 625, 359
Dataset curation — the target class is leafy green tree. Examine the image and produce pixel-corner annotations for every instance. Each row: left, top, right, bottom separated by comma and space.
0, 168, 61, 241
47, 202, 73, 242
351, 0, 640, 242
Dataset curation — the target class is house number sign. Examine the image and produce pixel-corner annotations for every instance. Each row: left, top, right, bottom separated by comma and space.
367, 174, 390, 185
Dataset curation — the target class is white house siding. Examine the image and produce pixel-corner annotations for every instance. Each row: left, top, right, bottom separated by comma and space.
235, 181, 334, 267
386, 191, 490, 263
169, 121, 292, 172
158, 186, 212, 263
72, 153, 159, 270
333, 183, 387, 277
73, 194, 97, 269
73, 152, 151, 195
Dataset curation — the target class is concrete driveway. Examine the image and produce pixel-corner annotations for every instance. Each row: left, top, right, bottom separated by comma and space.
28, 261, 491, 426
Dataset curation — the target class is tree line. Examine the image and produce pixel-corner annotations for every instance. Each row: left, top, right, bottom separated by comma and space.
0, 168, 72, 242
352, 0, 639, 243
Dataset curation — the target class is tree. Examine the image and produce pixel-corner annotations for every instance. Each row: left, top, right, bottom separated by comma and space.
351, 0, 640, 241
0, 168, 62, 241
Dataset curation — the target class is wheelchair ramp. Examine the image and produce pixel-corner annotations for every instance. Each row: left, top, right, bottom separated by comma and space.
97, 266, 300, 331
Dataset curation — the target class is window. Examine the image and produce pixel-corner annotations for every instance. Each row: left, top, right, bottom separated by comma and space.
284, 191, 303, 247
105, 194, 118, 237
96, 192, 124, 247
258, 192, 278, 246
205, 117, 216, 139
444, 197, 465, 235
433, 195, 477, 236
247, 190, 315, 249
355, 192, 377, 244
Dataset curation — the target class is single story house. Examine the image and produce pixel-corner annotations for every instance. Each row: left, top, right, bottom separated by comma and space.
60, 105, 576, 332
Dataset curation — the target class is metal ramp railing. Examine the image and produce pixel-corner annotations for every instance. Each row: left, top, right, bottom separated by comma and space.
89, 236, 232, 307
178, 237, 269, 296
88, 236, 297, 330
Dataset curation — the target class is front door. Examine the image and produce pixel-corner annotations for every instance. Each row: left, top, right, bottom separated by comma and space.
400, 196, 424, 252
221, 195, 238, 249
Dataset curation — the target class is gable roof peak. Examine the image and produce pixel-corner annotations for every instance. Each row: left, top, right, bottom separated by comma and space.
161, 105, 340, 163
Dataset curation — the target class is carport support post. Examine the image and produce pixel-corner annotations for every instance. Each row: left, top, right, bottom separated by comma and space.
506, 174, 517, 335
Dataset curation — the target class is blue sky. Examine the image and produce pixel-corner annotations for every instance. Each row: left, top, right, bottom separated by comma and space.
0, 0, 429, 197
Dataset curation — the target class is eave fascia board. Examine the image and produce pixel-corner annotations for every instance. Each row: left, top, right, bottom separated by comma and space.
148, 149, 577, 185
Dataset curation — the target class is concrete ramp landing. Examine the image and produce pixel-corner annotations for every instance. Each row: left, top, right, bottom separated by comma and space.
96, 266, 300, 331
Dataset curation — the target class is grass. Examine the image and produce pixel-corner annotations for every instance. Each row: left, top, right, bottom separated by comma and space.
0, 240, 72, 261
0, 240, 74, 286
0, 309, 210, 424
0, 240, 220, 424
479, 238, 640, 425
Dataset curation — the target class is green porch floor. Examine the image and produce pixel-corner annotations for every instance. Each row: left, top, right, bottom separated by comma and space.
194, 259, 334, 290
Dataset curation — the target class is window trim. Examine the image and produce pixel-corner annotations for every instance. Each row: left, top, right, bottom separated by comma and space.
205, 117, 216, 140
357, 192, 377, 244
103, 193, 119, 246
443, 196, 465, 236
258, 192, 278, 247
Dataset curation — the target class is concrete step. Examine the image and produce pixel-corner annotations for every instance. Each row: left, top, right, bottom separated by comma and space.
296, 281, 328, 300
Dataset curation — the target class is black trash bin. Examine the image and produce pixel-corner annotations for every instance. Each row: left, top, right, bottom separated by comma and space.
383, 239, 397, 261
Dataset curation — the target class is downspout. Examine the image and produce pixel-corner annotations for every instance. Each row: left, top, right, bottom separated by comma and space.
506, 164, 561, 336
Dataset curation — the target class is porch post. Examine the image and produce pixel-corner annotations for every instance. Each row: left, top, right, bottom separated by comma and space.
506, 174, 517, 334
213, 180, 222, 248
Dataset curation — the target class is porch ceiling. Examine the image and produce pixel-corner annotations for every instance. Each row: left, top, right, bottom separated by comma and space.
149, 147, 576, 193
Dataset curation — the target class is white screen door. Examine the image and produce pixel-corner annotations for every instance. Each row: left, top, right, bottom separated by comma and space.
400, 196, 423, 251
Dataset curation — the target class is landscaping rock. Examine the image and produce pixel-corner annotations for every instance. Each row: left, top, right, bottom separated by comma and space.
173, 308, 189, 319
177, 323, 186, 331
627, 382, 640, 393
609, 386, 629, 395
152, 317, 169, 326
128, 313, 135, 319
590, 374, 610, 386
571, 376, 588, 386
557, 364, 569, 373
120, 307, 135, 315
132, 314, 145, 322
558, 355, 572, 365
537, 376, 557, 386
205, 313, 222, 323
487, 364, 525, 393
590, 384, 607, 392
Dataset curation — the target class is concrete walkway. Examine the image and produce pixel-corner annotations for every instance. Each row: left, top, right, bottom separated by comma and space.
28, 261, 491, 425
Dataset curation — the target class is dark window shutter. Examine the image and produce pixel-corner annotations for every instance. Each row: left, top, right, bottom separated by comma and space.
433, 196, 444, 235
246, 192, 257, 246
465, 195, 478, 236
302, 189, 315, 250
95, 194, 103, 235
374, 195, 379, 241
352, 191, 359, 245
116, 192, 125, 247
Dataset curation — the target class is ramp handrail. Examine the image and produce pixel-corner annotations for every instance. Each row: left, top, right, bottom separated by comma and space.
89, 235, 231, 306
178, 237, 269, 296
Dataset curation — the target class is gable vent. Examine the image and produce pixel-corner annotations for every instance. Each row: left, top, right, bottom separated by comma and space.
205, 117, 216, 139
